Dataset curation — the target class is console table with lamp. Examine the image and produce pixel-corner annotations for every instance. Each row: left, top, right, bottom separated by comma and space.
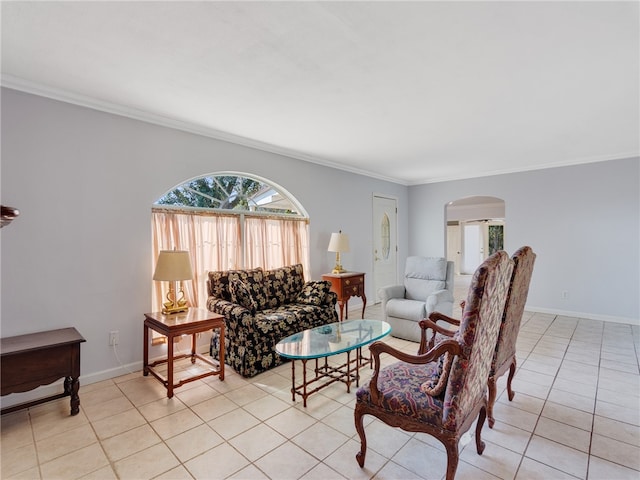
323, 231, 367, 321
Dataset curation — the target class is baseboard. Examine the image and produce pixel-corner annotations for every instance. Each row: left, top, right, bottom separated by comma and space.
527, 306, 639, 326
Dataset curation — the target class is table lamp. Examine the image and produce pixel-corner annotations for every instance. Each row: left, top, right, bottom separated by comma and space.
153, 250, 193, 314
328, 230, 350, 274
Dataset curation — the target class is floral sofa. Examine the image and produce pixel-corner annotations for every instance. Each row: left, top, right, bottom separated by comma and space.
207, 264, 339, 377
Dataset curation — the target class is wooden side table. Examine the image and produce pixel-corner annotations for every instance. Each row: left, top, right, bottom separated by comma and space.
322, 272, 367, 321
1, 327, 86, 416
143, 308, 224, 398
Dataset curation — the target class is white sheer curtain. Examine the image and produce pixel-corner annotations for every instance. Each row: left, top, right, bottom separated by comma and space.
244, 217, 310, 279
152, 211, 241, 310
151, 210, 310, 310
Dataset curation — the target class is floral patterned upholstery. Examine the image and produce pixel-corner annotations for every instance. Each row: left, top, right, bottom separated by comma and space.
208, 264, 338, 377
354, 251, 514, 480
486, 246, 536, 427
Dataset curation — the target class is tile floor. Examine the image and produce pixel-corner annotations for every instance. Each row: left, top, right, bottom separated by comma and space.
1, 300, 639, 479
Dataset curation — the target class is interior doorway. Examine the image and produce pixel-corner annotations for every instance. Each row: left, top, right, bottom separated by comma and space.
446, 196, 505, 275
372, 194, 398, 301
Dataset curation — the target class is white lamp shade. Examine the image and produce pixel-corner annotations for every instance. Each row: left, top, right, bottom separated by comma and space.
153, 250, 193, 281
328, 232, 350, 253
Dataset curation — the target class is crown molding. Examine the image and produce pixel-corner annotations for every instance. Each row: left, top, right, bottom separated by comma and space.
1, 74, 408, 186
406, 151, 640, 186
3, 75, 635, 187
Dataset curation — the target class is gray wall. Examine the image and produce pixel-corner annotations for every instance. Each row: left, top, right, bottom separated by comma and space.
408, 158, 640, 323
0, 88, 408, 391
1, 87, 638, 403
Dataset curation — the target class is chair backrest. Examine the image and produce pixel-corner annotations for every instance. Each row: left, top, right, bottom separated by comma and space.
442, 251, 514, 430
403, 256, 453, 300
491, 246, 536, 374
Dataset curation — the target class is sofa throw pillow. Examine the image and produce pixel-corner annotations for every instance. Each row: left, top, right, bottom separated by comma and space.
295, 281, 330, 306
420, 351, 453, 397
229, 279, 257, 314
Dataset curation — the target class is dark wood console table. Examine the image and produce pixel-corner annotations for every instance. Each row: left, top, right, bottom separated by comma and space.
1, 327, 86, 416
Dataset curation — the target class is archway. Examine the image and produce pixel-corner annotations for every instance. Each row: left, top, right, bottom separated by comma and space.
445, 196, 505, 275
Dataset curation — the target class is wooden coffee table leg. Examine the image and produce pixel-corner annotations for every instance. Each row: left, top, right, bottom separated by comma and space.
290, 360, 296, 402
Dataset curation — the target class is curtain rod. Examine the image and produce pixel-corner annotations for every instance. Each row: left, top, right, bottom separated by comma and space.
151, 206, 309, 223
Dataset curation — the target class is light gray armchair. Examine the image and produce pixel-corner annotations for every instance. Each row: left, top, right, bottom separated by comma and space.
378, 256, 454, 342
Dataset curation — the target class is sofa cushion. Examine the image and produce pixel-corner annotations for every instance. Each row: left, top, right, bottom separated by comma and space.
296, 280, 330, 306
229, 279, 258, 314
228, 268, 268, 310
263, 264, 305, 308
208, 267, 264, 303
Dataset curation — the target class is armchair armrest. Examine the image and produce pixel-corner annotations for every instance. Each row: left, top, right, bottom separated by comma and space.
368, 339, 462, 403
425, 289, 454, 311
428, 311, 460, 327
377, 285, 405, 303
418, 312, 460, 353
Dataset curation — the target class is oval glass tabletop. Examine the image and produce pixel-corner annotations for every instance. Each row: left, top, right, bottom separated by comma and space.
275, 319, 391, 360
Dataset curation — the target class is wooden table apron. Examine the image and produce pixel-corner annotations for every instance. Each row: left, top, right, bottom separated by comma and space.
1, 327, 86, 416
143, 310, 224, 398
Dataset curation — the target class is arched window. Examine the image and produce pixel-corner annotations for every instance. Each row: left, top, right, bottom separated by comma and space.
152, 173, 310, 310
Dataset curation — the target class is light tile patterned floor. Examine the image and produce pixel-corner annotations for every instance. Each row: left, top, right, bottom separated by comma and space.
2, 300, 639, 479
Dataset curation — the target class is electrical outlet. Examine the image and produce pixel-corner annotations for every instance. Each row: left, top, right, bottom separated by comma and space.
561, 290, 569, 300
109, 330, 119, 346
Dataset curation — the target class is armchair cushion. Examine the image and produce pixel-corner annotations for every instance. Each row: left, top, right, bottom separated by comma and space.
386, 298, 425, 321
356, 362, 444, 425
405, 257, 448, 300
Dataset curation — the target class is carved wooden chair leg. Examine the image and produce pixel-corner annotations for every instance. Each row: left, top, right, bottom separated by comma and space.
506, 357, 517, 401
475, 405, 487, 455
487, 376, 498, 428
354, 407, 367, 467
444, 439, 460, 480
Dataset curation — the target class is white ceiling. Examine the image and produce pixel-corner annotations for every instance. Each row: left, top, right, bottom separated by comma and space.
2, 1, 638, 185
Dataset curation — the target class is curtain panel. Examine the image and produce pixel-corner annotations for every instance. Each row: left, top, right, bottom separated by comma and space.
151, 210, 310, 311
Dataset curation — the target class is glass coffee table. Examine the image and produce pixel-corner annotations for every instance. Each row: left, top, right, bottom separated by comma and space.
276, 319, 391, 407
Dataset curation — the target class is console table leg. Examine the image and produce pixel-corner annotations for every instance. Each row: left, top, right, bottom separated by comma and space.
143, 324, 149, 376
167, 336, 174, 398
65, 376, 80, 415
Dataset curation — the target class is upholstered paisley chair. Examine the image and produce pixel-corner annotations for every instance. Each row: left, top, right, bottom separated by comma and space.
425, 246, 536, 427
354, 251, 513, 480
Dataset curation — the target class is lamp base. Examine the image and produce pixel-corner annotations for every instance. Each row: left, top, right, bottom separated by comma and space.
161, 305, 189, 315
332, 266, 347, 274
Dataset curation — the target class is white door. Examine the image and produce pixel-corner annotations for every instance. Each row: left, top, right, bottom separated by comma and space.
373, 195, 398, 302
462, 222, 484, 274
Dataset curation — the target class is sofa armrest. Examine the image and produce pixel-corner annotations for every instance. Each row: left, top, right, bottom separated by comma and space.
207, 298, 255, 329
296, 280, 338, 307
